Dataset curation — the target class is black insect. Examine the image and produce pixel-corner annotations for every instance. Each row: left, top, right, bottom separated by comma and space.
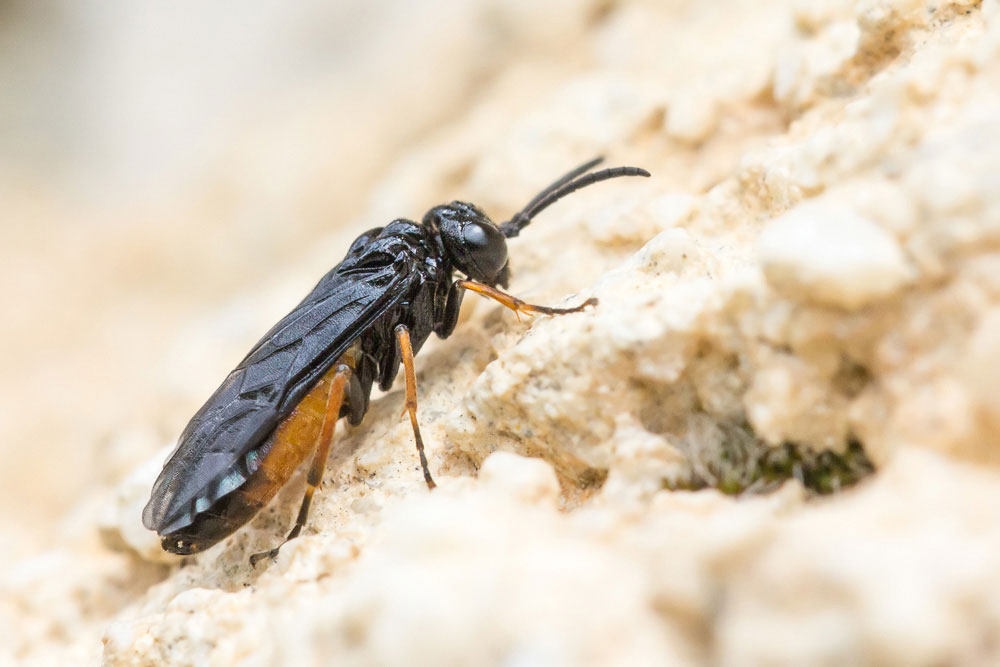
142, 157, 649, 563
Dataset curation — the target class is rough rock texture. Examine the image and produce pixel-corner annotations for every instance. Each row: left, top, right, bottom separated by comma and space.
6, 0, 1000, 665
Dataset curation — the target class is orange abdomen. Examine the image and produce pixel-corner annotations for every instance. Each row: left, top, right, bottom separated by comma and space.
161, 356, 354, 554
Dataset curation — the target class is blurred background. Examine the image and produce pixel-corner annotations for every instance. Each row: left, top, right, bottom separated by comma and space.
0, 0, 619, 559
8, 0, 1000, 665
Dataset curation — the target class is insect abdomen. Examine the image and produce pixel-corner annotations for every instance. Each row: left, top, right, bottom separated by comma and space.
161, 351, 360, 554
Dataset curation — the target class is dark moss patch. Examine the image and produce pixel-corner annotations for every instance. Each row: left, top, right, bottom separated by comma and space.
664, 419, 875, 496
756, 439, 875, 495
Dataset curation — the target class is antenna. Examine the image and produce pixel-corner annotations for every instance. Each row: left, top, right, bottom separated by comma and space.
500, 158, 650, 238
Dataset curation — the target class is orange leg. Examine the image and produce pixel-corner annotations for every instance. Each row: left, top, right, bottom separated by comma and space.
250, 363, 351, 565
395, 325, 436, 490
455, 279, 597, 322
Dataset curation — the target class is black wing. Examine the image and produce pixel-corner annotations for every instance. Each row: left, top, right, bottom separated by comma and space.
143, 241, 415, 534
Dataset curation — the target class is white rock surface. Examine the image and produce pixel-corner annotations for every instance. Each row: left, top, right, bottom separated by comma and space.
6, 1, 1000, 666
759, 199, 912, 310
717, 450, 1000, 666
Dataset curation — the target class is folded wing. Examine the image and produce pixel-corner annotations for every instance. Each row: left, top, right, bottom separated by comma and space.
143, 247, 414, 534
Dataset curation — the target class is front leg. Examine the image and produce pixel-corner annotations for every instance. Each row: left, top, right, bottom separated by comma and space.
454, 280, 597, 321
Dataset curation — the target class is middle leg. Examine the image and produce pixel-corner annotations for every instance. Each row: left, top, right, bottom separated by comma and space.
395, 324, 436, 490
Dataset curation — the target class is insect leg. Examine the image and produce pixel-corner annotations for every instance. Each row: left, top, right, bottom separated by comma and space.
433, 279, 466, 338
249, 363, 352, 566
455, 279, 597, 320
395, 324, 437, 490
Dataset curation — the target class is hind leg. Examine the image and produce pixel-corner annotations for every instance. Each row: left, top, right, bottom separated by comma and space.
250, 363, 352, 565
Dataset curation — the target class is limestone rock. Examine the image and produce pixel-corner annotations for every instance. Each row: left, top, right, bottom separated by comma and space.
6, 1, 1000, 666
717, 450, 1000, 666
758, 199, 913, 310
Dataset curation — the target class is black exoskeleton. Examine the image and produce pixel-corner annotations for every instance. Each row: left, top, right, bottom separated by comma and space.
142, 157, 649, 561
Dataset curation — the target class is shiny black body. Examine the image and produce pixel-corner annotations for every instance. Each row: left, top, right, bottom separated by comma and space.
143, 218, 464, 540
143, 157, 649, 554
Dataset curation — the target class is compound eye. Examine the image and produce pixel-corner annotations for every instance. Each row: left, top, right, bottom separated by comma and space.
463, 222, 490, 248
463, 221, 507, 279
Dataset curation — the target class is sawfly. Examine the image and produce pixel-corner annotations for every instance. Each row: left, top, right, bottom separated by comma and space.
142, 157, 649, 564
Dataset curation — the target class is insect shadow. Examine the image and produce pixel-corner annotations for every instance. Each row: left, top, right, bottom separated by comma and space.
142, 157, 650, 564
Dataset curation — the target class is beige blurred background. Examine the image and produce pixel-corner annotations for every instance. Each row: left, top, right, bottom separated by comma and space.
9, 0, 1000, 665
0, 0, 609, 559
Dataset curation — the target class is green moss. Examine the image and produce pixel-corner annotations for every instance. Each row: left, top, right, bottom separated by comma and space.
663, 420, 875, 496
757, 439, 874, 495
